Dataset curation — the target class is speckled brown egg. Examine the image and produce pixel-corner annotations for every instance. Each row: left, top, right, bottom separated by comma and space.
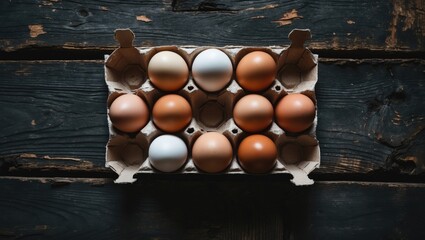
236, 51, 276, 92
275, 93, 316, 133
152, 94, 192, 133
108, 94, 149, 133
238, 134, 277, 174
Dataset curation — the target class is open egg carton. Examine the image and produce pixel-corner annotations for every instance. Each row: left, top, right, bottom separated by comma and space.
104, 28, 319, 186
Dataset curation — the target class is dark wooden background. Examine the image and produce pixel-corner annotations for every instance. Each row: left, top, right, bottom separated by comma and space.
1, 0, 424, 239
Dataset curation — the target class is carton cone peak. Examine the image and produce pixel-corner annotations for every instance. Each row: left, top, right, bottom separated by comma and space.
114, 29, 135, 48
288, 29, 311, 48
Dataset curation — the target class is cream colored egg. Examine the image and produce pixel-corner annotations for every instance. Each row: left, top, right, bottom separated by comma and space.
148, 51, 189, 91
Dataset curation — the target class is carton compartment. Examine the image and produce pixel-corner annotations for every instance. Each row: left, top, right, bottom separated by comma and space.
277, 30, 318, 91
198, 101, 225, 128
121, 65, 145, 89
106, 134, 148, 168
277, 135, 319, 165
275, 135, 319, 185
278, 64, 302, 89
190, 88, 237, 131
105, 30, 145, 92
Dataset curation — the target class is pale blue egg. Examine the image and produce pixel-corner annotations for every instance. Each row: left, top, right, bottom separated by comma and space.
148, 135, 188, 172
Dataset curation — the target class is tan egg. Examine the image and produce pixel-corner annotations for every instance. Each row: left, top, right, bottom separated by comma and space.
148, 51, 189, 91
233, 94, 274, 132
238, 135, 277, 174
152, 94, 192, 133
192, 132, 233, 173
236, 51, 276, 92
275, 93, 316, 133
109, 94, 149, 133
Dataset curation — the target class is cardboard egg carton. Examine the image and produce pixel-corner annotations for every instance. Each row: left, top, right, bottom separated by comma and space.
104, 28, 319, 186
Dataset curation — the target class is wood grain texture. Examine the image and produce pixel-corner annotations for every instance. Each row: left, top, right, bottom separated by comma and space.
0, 0, 424, 52
317, 59, 425, 175
0, 60, 109, 176
0, 60, 424, 177
0, 178, 424, 239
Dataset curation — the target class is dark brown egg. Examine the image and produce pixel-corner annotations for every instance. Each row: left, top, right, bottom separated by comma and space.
238, 135, 277, 174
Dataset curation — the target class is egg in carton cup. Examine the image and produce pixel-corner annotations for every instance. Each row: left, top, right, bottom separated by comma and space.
104, 28, 319, 185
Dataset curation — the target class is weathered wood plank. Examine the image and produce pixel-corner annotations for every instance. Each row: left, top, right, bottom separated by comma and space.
0, 178, 424, 239
0, 0, 424, 52
0, 60, 424, 177
0, 60, 109, 175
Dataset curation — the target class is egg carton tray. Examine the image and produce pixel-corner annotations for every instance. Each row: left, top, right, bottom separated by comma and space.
104, 28, 319, 186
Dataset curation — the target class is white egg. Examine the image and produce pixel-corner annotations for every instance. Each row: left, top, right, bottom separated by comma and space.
148, 135, 188, 172
192, 48, 233, 92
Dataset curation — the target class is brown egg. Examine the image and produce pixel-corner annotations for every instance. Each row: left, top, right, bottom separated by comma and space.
238, 135, 277, 174
233, 94, 273, 132
275, 93, 316, 133
152, 94, 192, 133
236, 51, 276, 92
148, 51, 189, 91
109, 94, 149, 133
192, 132, 233, 173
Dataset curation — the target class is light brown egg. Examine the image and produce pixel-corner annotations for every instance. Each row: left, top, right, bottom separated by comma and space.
233, 94, 273, 132
148, 51, 189, 91
238, 134, 277, 174
152, 94, 192, 133
192, 132, 233, 173
275, 93, 316, 133
109, 94, 149, 133
236, 51, 276, 92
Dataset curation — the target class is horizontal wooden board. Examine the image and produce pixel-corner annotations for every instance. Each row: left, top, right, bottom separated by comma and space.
0, 178, 424, 239
0, 60, 424, 178
0, 0, 424, 52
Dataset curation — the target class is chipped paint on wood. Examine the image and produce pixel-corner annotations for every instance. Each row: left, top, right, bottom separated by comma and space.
244, 3, 279, 11
136, 15, 152, 22
20, 153, 37, 158
251, 15, 265, 19
14, 66, 32, 76
28, 24, 46, 38
0, 176, 112, 185
386, 0, 425, 48
18, 153, 88, 163
273, 9, 303, 26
